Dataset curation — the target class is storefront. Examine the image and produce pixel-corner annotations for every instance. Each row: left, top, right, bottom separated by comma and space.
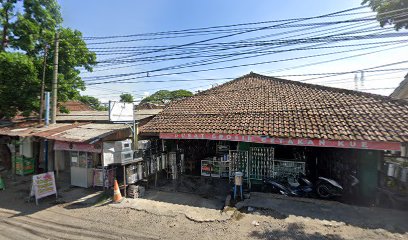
53, 141, 102, 188
139, 73, 408, 206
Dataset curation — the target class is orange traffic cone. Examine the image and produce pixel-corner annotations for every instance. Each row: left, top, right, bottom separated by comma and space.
113, 179, 123, 203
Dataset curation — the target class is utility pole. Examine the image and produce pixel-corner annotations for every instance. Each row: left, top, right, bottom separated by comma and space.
51, 32, 59, 124
39, 45, 49, 124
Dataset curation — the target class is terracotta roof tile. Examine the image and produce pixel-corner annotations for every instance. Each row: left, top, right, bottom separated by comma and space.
141, 73, 408, 142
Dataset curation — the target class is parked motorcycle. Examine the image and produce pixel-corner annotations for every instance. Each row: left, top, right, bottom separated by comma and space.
262, 173, 314, 197
314, 173, 359, 199
263, 173, 359, 199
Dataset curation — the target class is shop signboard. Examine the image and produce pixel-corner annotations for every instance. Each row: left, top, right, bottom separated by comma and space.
30, 172, 58, 205
54, 141, 102, 153
109, 101, 134, 122
160, 133, 401, 151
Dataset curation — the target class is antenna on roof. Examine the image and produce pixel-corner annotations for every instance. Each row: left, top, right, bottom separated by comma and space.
354, 73, 358, 91
360, 70, 364, 88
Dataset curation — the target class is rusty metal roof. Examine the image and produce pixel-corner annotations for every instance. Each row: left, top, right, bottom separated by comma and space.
0, 122, 130, 143
56, 109, 162, 122
43, 124, 130, 142
0, 122, 73, 137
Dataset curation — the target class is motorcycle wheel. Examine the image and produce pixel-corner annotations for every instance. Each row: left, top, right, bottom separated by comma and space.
316, 182, 332, 199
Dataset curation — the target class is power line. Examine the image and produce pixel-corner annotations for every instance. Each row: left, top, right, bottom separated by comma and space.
80, 9, 408, 80
85, 41, 408, 85
82, 7, 369, 40
83, 20, 408, 81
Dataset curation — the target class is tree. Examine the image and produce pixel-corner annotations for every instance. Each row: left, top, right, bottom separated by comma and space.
141, 89, 193, 104
0, 0, 17, 50
0, 52, 39, 119
11, 0, 62, 56
362, 0, 408, 30
77, 95, 107, 111
0, 0, 96, 119
120, 93, 134, 103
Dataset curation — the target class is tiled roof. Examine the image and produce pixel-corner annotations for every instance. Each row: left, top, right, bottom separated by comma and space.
141, 72, 408, 142
59, 101, 94, 111
390, 73, 408, 100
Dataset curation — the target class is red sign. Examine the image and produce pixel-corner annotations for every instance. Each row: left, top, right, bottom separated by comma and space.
54, 141, 102, 153
159, 133, 401, 151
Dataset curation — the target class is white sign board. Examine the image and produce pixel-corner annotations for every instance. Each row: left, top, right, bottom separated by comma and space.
109, 101, 134, 122
30, 172, 58, 205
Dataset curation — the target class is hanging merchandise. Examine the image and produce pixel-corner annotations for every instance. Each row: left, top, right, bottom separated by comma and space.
137, 162, 144, 180
168, 152, 177, 179
229, 150, 249, 180
249, 147, 274, 180
93, 167, 115, 188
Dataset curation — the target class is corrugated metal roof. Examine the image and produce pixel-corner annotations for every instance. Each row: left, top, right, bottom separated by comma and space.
0, 122, 72, 137
36, 123, 130, 142
56, 109, 162, 122
0, 122, 130, 143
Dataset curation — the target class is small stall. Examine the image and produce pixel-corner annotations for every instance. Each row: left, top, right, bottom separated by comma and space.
54, 141, 102, 188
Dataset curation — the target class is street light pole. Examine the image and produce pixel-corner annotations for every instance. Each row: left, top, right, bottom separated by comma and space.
51, 32, 59, 124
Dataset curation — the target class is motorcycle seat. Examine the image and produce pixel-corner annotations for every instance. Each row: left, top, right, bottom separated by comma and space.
288, 181, 300, 188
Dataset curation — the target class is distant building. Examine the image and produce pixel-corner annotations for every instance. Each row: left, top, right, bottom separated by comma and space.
59, 100, 94, 111
390, 73, 408, 100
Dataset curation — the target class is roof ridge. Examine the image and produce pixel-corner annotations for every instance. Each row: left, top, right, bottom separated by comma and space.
246, 72, 408, 107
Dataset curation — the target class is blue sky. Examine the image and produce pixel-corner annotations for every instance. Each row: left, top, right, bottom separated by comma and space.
59, 0, 408, 102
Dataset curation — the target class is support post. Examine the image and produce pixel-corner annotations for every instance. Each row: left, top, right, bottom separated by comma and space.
51, 32, 59, 124
39, 45, 48, 124
123, 165, 126, 198
133, 121, 138, 150
44, 139, 48, 172
45, 92, 50, 126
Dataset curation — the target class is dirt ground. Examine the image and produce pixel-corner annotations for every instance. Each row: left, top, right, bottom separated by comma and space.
0, 173, 407, 240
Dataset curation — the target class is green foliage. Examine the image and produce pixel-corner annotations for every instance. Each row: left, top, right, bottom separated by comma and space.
0, 0, 96, 118
362, 0, 408, 30
120, 93, 134, 103
11, 0, 62, 55
141, 89, 193, 104
77, 95, 107, 111
0, 52, 39, 119
0, 0, 17, 50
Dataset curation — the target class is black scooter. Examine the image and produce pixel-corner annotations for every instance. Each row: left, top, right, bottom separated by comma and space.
262, 173, 314, 197
316, 173, 359, 199
263, 173, 358, 199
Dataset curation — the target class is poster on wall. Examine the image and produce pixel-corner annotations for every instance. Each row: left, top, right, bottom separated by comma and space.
30, 172, 58, 205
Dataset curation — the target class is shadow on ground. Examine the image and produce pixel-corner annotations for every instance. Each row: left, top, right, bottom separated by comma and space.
145, 175, 230, 210
250, 223, 344, 240
0, 171, 106, 217
239, 192, 408, 234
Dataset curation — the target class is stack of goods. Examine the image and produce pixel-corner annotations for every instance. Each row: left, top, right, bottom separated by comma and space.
127, 185, 145, 198
126, 164, 138, 184
103, 139, 133, 165
138, 140, 151, 150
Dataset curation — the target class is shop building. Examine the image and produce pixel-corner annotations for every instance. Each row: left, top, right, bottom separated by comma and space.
139, 72, 408, 206
0, 122, 130, 188
0, 106, 162, 190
